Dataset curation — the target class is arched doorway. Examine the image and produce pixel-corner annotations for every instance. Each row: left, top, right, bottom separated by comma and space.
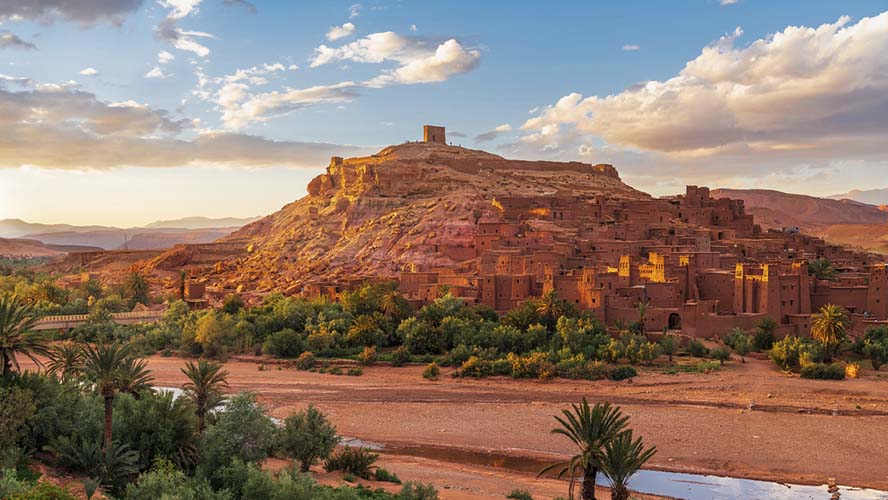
668, 313, 682, 330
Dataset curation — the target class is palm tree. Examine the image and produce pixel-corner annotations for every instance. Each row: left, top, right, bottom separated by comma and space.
116, 356, 154, 394
46, 342, 85, 380
812, 304, 848, 361
0, 294, 47, 376
124, 271, 150, 305
82, 343, 153, 451
181, 358, 229, 432
540, 399, 630, 500
379, 290, 409, 320
601, 430, 657, 500
536, 290, 570, 332
808, 258, 838, 281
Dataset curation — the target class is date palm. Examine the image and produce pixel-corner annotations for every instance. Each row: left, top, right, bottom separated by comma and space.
0, 294, 47, 376
181, 358, 229, 432
536, 290, 571, 332
812, 304, 848, 361
46, 342, 85, 380
124, 271, 150, 305
601, 430, 657, 500
540, 399, 629, 500
379, 290, 410, 320
82, 343, 154, 451
808, 258, 838, 281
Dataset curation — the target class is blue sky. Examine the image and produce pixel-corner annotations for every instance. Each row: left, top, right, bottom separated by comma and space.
2, 0, 888, 226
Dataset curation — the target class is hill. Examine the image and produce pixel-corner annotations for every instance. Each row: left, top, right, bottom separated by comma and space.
711, 188, 888, 253
828, 188, 888, 207
0, 238, 102, 258
202, 141, 646, 293
145, 216, 263, 230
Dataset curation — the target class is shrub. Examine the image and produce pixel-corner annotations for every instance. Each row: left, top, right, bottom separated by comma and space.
0, 469, 29, 499
554, 356, 607, 380
399, 318, 444, 355
391, 346, 411, 367
422, 363, 440, 380
770, 336, 804, 370
506, 490, 534, 500
459, 356, 492, 378
658, 334, 678, 362
329, 367, 343, 375
346, 367, 363, 376
358, 346, 377, 365
845, 362, 860, 379
863, 338, 888, 370
295, 352, 316, 370
507, 352, 553, 379
686, 339, 709, 358
373, 467, 401, 484
278, 405, 338, 472
800, 362, 845, 380
263, 328, 305, 358
197, 393, 277, 481
753, 330, 776, 352
711, 348, 731, 365
399, 481, 439, 500
695, 360, 721, 373
607, 365, 637, 381
324, 447, 378, 479
5, 481, 79, 500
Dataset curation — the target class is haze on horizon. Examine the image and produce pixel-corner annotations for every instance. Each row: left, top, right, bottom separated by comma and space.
2, 0, 888, 227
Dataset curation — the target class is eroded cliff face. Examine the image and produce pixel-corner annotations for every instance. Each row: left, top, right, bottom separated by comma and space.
211, 142, 647, 294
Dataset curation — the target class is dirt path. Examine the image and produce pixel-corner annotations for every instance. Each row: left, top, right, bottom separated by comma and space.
137, 354, 888, 494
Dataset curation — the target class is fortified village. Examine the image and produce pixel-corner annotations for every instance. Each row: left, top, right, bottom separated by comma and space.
56, 125, 888, 340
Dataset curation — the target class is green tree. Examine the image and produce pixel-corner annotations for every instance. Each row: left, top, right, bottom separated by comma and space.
182, 359, 229, 433
278, 405, 338, 472
0, 294, 46, 376
635, 301, 649, 333
811, 304, 848, 361
600, 430, 657, 500
46, 342, 84, 380
540, 399, 629, 500
221, 294, 244, 315
754, 317, 778, 351
863, 338, 888, 370
82, 343, 154, 452
124, 271, 150, 305
536, 290, 573, 332
712, 347, 731, 365
658, 334, 677, 363
732, 334, 753, 363
808, 258, 838, 281
379, 290, 410, 321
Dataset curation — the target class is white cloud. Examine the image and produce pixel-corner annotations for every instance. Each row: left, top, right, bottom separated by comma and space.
145, 66, 172, 79
379, 39, 479, 85
326, 22, 355, 41
409, 24, 417, 32
158, 0, 202, 20
621, 44, 640, 51
474, 123, 512, 143
520, 12, 888, 160
0, 0, 143, 26
0, 30, 36, 50
219, 81, 360, 129
720, 0, 739, 5
158, 50, 175, 64
79, 67, 98, 76
349, 4, 361, 19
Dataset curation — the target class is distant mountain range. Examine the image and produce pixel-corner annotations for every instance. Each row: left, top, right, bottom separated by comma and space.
711, 188, 888, 254
828, 188, 888, 206
0, 215, 262, 253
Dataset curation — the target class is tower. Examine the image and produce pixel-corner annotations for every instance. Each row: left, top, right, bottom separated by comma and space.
423, 125, 446, 144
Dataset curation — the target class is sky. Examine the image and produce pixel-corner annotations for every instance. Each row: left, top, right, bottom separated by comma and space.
2, 0, 888, 227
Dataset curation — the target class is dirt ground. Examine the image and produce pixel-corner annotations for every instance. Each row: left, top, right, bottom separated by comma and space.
21, 354, 888, 499
137, 354, 888, 497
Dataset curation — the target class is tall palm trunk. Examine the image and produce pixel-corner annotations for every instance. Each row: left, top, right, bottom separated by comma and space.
582, 466, 597, 500
103, 394, 114, 452
611, 485, 629, 500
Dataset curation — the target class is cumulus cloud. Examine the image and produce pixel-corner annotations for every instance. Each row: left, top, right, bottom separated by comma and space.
145, 66, 172, 79
0, 31, 36, 50
621, 44, 639, 51
519, 12, 888, 161
474, 123, 512, 143
79, 67, 98, 76
720, 0, 739, 5
311, 32, 480, 85
326, 22, 355, 41
158, 50, 175, 64
0, 81, 372, 169
0, 0, 143, 25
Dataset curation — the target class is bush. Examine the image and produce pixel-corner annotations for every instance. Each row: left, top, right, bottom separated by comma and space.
422, 363, 440, 380
278, 405, 338, 472
507, 352, 553, 379
800, 363, 845, 380
373, 467, 401, 484
506, 490, 534, 500
554, 356, 607, 380
399, 318, 444, 355
399, 481, 439, 500
125, 459, 223, 500
686, 339, 709, 358
197, 393, 277, 482
863, 337, 888, 370
324, 447, 378, 479
711, 348, 731, 365
295, 352, 316, 370
358, 346, 377, 365
753, 330, 776, 352
263, 328, 305, 358
845, 362, 860, 379
695, 360, 721, 373
607, 365, 637, 381
5, 481, 79, 500
346, 367, 363, 376
390, 346, 411, 367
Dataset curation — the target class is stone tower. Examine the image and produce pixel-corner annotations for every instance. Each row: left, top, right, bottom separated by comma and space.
423, 125, 446, 144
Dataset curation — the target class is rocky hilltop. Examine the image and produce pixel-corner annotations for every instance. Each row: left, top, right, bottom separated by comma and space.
209, 141, 646, 294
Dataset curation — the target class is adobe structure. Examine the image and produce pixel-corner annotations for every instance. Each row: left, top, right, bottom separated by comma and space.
423, 125, 446, 144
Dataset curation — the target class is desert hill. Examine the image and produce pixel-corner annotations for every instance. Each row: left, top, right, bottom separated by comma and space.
170, 141, 647, 294
0, 238, 102, 258
828, 188, 888, 206
711, 188, 888, 253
